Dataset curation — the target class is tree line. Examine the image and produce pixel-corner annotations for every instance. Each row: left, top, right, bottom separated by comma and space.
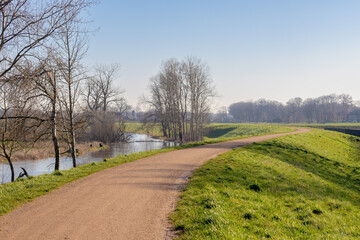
228, 94, 359, 123
0, 0, 129, 182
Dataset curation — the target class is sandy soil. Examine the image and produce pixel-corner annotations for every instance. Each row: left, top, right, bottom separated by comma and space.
0, 128, 310, 240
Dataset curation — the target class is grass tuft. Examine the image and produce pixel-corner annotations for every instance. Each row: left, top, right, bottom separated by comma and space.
243, 213, 252, 220
248, 184, 261, 192
312, 208, 323, 215
52, 171, 64, 176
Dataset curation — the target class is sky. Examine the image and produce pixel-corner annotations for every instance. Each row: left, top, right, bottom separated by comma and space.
84, 0, 360, 111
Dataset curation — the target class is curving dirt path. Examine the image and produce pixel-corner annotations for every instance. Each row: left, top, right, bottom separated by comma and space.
0, 128, 310, 240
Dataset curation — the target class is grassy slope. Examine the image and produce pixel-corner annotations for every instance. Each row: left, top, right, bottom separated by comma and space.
0, 124, 293, 216
126, 122, 293, 138
172, 130, 360, 239
290, 123, 360, 130
204, 124, 293, 140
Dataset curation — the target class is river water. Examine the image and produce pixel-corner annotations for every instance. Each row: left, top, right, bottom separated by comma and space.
0, 134, 177, 184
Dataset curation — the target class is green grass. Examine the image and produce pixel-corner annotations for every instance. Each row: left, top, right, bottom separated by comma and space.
290, 123, 360, 130
205, 124, 293, 140
126, 122, 294, 139
0, 124, 295, 216
171, 129, 360, 239
125, 122, 163, 136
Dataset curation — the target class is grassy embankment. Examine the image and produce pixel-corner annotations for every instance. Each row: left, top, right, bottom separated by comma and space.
126, 122, 360, 134
171, 129, 360, 239
0, 124, 293, 216
126, 122, 294, 140
290, 123, 360, 130
203, 123, 294, 141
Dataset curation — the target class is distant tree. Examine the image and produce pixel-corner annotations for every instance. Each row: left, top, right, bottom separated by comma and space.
183, 57, 215, 140
229, 99, 285, 123
85, 64, 125, 112
84, 64, 130, 142
339, 94, 353, 122
88, 108, 130, 143
229, 94, 356, 123
85, 76, 102, 111
286, 97, 302, 123
213, 106, 230, 123
147, 57, 215, 141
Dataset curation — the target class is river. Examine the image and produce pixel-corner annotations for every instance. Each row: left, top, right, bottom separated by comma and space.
0, 134, 177, 184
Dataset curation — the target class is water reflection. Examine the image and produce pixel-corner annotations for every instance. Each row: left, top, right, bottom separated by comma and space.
0, 134, 177, 184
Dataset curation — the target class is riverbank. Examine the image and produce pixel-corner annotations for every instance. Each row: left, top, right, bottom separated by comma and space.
0, 141, 108, 163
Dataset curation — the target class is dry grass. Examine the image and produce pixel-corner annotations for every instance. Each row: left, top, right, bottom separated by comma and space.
0, 141, 106, 163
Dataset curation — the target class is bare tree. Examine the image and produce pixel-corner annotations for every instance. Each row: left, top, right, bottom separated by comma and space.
0, 0, 91, 82
339, 94, 353, 122
0, 76, 39, 181
55, 12, 90, 168
147, 57, 214, 142
85, 76, 103, 111
85, 64, 124, 112
88, 107, 130, 143
286, 97, 302, 123
84, 64, 130, 142
32, 53, 61, 170
0, 0, 94, 175
182, 57, 214, 140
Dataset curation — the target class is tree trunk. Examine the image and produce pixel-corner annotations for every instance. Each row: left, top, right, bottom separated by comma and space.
52, 111, 60, 171
7, 157, 15, 182
68, 71, 77, 167
50, 74, 60, 171
70, 134, 76, 167
4, 151, 15, 182
103, 95, 107, 112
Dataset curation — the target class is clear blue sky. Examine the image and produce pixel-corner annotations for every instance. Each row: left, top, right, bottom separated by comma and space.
85, 0, 360, 110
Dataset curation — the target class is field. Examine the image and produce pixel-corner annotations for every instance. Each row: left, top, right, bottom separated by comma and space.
171, 129, 360, 239
125, 122, 163, 136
